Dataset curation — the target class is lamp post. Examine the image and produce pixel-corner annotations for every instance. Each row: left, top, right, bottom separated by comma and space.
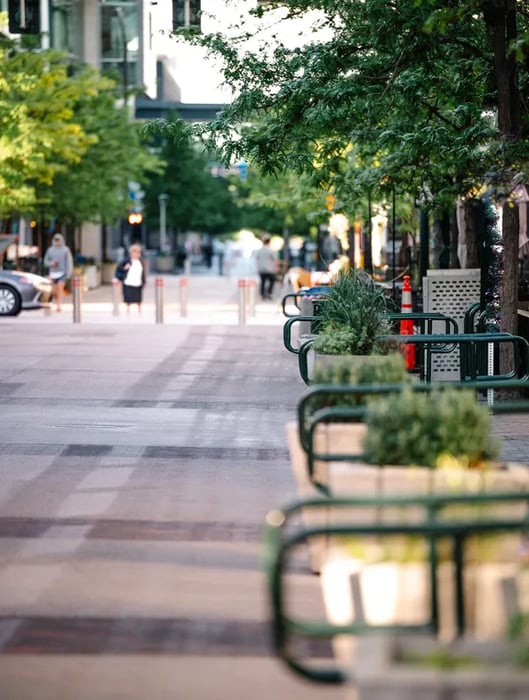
114, 7, 128, 100
158, 194, 169, 251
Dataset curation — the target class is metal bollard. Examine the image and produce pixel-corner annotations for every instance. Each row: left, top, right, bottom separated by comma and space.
179, 277, 189, 318
248, 279, 257, 317
238, 278, 248, 325
155, 277, 164, 324
112, 278, 120, 317
72, 275, 81, 324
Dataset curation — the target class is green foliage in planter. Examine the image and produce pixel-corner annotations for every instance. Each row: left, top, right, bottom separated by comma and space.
312, 352, 409, 394
314, 270, 393, 355
363, 388, 500, 468
305, 353, 410, 425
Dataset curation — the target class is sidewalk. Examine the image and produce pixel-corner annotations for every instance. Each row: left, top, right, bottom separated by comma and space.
20, 269, 289, 326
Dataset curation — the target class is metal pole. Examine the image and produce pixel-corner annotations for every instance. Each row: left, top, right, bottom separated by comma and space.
72, 275, 81, 324
238, 278, 247, 325
392, 186, 397, 300
112, 278, 120, 317
419, 208, 430, 286
487, 342, 495, 406
158, 194, 168, 252
179, 277, 188, 318
365, 191, 373, 274
248, 279, 256, 316
155, 277, 164, 324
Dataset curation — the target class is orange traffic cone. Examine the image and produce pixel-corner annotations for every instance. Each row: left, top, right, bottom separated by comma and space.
400, 275, 416, 370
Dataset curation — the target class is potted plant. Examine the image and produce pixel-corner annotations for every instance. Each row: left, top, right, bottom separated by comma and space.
319, 387, 529, 641
312, 270, 396, 359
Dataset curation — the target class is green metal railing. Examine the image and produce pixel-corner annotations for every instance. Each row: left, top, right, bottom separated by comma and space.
264, 492, 529, 684
285, 311, 459, 358
297, 331, 529, 385
298, 379, 529, 494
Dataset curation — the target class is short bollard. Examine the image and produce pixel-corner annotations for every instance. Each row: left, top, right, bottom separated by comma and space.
238, 278, 248, 325
248, 279, 257, 317
72, 275, 81, 324
112, 278, 120, 317
155, 277, 164, 324
179, 277, 188, 318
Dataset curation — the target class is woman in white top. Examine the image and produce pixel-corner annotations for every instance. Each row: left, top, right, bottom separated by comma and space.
115, 244, 146, 311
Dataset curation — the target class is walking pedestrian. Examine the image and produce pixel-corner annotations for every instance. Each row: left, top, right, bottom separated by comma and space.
255, 236, 278, 300
43, 233, 73, 312
115, 243, 147, 312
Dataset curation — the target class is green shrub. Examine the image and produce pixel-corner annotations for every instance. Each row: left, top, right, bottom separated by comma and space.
315, 270, 393, 355
362, 388, 500, 468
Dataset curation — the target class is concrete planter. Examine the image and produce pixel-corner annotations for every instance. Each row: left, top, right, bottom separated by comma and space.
101, 262, 116, 284
320, 461, 529, 642
85, 265, 101, 289
154, 255, 175, 273
354, 635, 529, 700
286, 421, 367, 573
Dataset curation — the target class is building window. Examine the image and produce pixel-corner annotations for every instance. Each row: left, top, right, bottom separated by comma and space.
100, 1, 139, 91
172, 0, 200, 29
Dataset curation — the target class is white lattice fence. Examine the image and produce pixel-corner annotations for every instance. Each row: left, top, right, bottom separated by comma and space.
422, 269, 481, 380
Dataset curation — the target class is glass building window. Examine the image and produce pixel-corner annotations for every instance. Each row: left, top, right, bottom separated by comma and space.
100, 1, 139, 90
172, 0, 200, 30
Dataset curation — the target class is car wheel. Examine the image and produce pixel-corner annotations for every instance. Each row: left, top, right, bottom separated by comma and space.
0, 284, 22, 316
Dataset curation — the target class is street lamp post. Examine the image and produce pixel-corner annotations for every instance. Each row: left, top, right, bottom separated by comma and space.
158, 194, 169, 251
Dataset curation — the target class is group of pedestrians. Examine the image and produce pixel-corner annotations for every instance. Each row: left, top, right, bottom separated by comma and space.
44, 236, 147, 313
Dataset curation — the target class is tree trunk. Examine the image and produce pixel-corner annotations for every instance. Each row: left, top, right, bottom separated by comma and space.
500, 203, 519, 336
483, 1, 522, 379
500, 202, 519, 379
463, 199, 480, 268
449, 209, 459, 268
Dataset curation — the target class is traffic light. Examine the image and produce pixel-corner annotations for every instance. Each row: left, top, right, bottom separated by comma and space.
128, 212, 143, 225
8, 0, 40, 34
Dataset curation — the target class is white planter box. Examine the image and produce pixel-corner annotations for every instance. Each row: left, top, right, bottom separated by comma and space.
354, 635, 529, 700
84, 265, 101, 289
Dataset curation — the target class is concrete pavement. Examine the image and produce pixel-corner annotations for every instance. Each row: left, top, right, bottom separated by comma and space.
0, 268, 527, 700
0, 274, 346, 700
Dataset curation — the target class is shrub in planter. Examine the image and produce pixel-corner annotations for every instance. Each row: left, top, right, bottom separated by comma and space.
308, 352, 410, 415
362, 387, 500, 468
313, 270, 394, 356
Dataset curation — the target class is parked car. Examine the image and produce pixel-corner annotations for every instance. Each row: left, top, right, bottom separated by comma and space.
0, 270, 53, 316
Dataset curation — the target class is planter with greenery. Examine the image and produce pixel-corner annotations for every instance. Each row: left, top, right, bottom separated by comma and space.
312, 270, 396, 357
319, 387, 529, 640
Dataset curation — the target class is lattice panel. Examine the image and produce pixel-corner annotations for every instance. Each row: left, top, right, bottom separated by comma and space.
423, 269, 481, 380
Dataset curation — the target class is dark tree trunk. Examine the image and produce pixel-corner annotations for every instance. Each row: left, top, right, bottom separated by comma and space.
449, 209, 459, 268
463, 199, 480, 268
501, 203, 519, 336
483, 0, 522, 373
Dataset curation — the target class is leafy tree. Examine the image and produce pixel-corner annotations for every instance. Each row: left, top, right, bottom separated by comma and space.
38, 69, 161, 251
148, 0, 529, 334
0, 40, 94, 215
142, 123, 240, 245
